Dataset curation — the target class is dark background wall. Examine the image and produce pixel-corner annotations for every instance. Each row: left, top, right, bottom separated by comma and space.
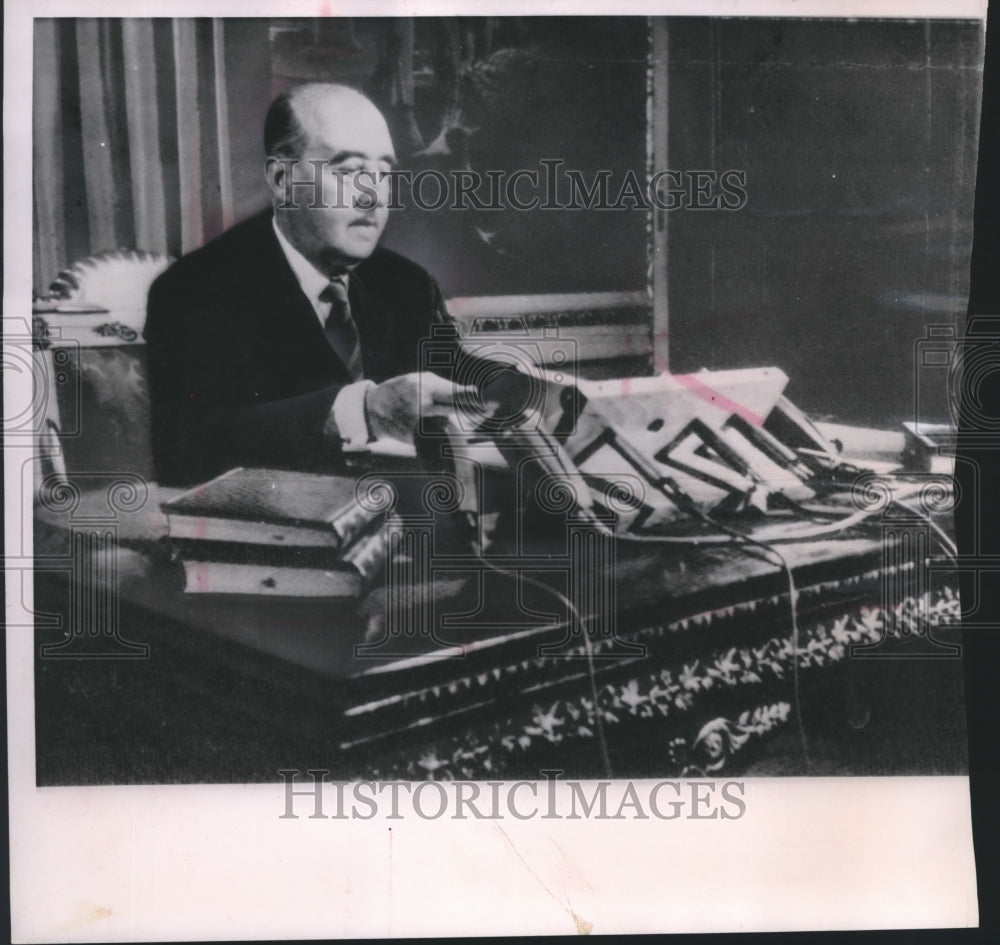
664, 18, 983, 427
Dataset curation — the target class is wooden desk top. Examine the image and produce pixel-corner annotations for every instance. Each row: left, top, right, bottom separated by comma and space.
34, 481, 889, 689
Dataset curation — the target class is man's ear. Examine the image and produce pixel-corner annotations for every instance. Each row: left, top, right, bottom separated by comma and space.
264, 156, 289, 206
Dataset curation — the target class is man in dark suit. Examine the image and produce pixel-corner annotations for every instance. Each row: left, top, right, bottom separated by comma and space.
144, 83, 480, 486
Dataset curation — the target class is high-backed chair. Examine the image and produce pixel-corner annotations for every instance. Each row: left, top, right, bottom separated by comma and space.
33, 250, 173, 488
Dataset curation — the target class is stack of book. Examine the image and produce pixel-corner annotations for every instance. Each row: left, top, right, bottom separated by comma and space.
161, 467, 394, 598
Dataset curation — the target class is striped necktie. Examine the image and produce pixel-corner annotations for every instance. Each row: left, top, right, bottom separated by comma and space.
320, 275, 363, 382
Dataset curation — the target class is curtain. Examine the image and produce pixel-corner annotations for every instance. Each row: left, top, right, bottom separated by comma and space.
33, 18, 235, 294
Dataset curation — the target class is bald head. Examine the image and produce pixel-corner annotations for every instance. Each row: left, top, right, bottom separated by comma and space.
264, 83, 390, 161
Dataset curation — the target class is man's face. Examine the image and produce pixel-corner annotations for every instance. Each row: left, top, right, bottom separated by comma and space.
273, 93, 395, 272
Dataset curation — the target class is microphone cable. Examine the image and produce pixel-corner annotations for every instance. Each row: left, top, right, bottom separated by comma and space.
461, 538, 615, 779
471, 421, 620, 778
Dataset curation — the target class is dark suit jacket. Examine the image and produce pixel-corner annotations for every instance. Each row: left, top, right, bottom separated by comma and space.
144, 210, 469, 486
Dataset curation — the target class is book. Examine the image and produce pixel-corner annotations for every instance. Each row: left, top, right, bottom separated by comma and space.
173, 517, 395, 598
179, 558, 364, 598
161, 467, 382, 550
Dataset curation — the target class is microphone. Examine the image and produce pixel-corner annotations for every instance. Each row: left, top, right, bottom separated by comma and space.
491, 413, 613, 535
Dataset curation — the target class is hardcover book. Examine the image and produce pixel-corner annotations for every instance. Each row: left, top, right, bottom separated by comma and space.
161, 467, 381, 550
172, 517, 395, 598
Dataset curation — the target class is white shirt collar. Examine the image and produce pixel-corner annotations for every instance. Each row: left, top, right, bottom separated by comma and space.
271, 216, 345, 324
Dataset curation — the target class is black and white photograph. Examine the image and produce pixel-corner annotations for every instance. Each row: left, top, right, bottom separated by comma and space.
6, 0, 990, 937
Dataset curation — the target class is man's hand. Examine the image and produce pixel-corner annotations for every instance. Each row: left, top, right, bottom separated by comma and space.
364, 372, 480, 443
